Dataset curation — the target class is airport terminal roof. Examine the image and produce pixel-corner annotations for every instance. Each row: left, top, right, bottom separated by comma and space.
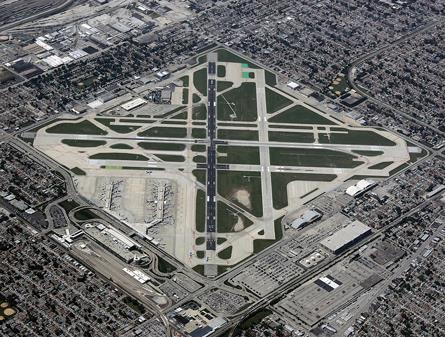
320, 220, 371, 253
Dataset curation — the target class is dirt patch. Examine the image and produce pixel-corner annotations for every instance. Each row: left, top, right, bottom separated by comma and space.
232, 189, 251, 210
233, 216, 245, 232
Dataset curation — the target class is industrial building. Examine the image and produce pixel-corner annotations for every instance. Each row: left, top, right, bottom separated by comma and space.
320, 220, 372, 254
346, 179, 377, 197
291, 209, 322, 229
120, 97, 147, 111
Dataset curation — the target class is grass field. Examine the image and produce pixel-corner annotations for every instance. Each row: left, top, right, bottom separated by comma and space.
74, 208, 98, 221
352, 150, 384, 156
137, 127, 187, 138
90, 152, 149, 161
196, 190, 206, 232
217, 145, 260, 165
265, 88, 293, 114
155, 154, 185, 162
47, 120, 108, 135
268, 131, 315, 143
269, 147, 363, 168
218, 246, 233, 259
271, 172, 336, 209
193, 68, 207, 96
217, 65, 226, 77
196, 237, 205, 245
193, 155, 206, 163
265, 70, 277, 86
318, 130, 396, 146
110, 143, 134, 149
138, 142, 185, 151
182, 88, 189, 104
217, 82, 257, 121
217, 129, 259, 141
217, 170, 263, 217
180, 75, 189, 87
217, 81, 233, 92
368, 161, 393, 169
71, 167, 86, 175
62, 139, 106, 147
192, 104, 207, 120
269, 105, 336, 125
193, 170, 206, 185
252, 218, 283, 253
191, 144, 206, 152
192, 93, 201, 103
217, 202, 253, 233
216, 49, 260, 69
95, 118, 140, 134
192, 128, 207, 138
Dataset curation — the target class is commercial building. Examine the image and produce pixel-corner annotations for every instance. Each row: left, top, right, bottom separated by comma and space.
121, 97, 147, 111
320, 220, 371, 254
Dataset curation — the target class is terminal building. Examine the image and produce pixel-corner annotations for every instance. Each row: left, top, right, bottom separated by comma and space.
320, 220, 371, 254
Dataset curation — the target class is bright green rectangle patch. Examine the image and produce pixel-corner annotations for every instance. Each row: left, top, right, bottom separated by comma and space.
241, 63, 249, 68
242, 72, 250, 78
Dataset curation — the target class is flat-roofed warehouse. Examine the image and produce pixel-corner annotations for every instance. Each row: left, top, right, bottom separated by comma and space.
320, 220, 371, 254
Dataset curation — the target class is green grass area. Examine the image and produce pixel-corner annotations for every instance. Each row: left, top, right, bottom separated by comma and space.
217, 238, 227, 245
218, 246, 233, 259
180, 75, 189, 87
195, 237, 205, 245
216, 49, 260, 69
217, 81, 233, 92
271, 172, 336, 209
369, 161, 393, 169
193, 68, 207, 96
59, 199, 80, 213
253, 217, 284, 253
62, 139, 106, 147
90, 152, 149, 161
191, 144, 206, 152
196, 251, 205, 259
192, 103, 207, 120
409, 148, 428, 163
192, 93, 201, 103
265, 88, 293, 114
155, 154, 185, 162
269, 147, 363, 168
47, 120, 108, 135
192, 128, 207, 138
265, 70, 277, 86
268, 131, 315, 143
71, 167, 86, 176
217, 202, 253, 233
123, 296, 146, 314
196, 190, 206, 232
171, 110, 188, 120
138, 127, 187, 138
120, 118, 154, 124
217, 65, 226, 77
217, 145, 260, 165
110, 143, 134, 149
329, 74, 349, 96
234, 309, 273, 332
217, 129, 258, 141
217, 82, 257, 122
352, 150, 384, 156
138, 142, 185, 151
95, 118, 140, 134
182, 88, 189, 105
269, 105, 336, 125
157, 256, 177, 273
193, 170, 206, 185
74, 208, 98, 221
242, 71, 255, 79
269, 124, 313, 130
193, 155, 206, 163
217, 171, 263, 217
318, 130, 396, 146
